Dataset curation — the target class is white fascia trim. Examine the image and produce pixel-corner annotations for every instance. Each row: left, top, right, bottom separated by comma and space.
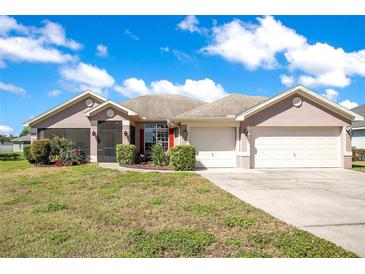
235, 85, 364, 122
84, 100, 138, 117
24, 90, 108, 126
352, 127, 365, 131
172, 117, 236, 122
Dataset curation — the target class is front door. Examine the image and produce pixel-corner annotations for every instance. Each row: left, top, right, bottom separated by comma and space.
97, 121, 123, 162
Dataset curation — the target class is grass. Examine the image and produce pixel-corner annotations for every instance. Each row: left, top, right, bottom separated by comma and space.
352, 161, 365, 172
0, 160, 357, 258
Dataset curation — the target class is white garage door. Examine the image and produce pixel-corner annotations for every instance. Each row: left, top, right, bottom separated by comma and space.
190, 127, 236, 168
251, 127, 341, 168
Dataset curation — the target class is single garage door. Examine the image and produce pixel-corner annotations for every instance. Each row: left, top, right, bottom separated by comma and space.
190, 127, 236, 168
251, 127, 341, 168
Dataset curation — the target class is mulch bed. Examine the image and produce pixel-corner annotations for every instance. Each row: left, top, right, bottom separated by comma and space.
122, 162, 172, 170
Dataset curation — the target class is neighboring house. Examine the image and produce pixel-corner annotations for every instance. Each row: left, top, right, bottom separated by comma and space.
24, 85, 363, 169
351, 104, 365, 149
11, 134, 31, 152
0, 141, 13, 153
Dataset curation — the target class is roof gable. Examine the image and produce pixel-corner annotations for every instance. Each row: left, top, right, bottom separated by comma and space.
236, 85, 363, 122
24, 90, 108, 126
84, 100, 138, 117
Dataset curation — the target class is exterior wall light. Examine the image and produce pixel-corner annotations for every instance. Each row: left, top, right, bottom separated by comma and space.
243, 127, 250, 136
124, 130, 129, 137
345, 125, 352, 136
92, 130, 96, 136
183, 129, 188, 139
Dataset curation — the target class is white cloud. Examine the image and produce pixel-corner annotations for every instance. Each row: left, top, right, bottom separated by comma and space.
114, 78, 149, 98
60, 62, 115, 92
47, 89, 62, 97
0, 81, 26, 95
0, 124, 14, 136
0, 37, 74, 63
115, 78, 226, 102
285, 43, 365, 88
339, 99, 359, 109
0, 16, 80, 66
0, 15, 28, 36
321, 88, 339, 102
280, 74, 295, 87
202, 16, 306, 70
124, 29, 139, 41
177, 15, 201, 33
160, 46, 169, 53
39, 20, 82, 50
96, 44, 108, 57
172, 49, 192, 62
196, 16, 365, 89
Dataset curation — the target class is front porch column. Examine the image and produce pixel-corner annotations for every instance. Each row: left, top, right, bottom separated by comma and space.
90, 120, 98, 162
341, 126, 352, 169
122, 120, 130, 144
236, 123, 251, 169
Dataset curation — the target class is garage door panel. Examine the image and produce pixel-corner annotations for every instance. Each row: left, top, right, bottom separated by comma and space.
252, 127, 341, 168
190, 127, 236, 168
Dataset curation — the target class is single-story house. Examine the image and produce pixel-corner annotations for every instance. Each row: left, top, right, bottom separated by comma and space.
24, 85, 363, 169
0, 141, 13, 153
11, 134, 31, 152
351, 104, 365, 148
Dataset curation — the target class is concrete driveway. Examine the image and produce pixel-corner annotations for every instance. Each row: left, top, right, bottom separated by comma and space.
196, 168, 365, 257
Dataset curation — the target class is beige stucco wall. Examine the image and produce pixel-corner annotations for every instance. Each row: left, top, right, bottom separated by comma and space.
237, 93, 352, 169
31, 97, 101, 128
30, 98, 134, 163
89, 108, 129, 122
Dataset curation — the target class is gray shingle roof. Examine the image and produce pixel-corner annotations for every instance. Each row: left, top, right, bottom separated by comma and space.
352, 104, 365, 129
176, 93, 268, 118
119, 94, 206, 120
11, 134, 31, 142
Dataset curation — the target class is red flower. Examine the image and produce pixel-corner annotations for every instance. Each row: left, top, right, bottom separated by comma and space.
55, 162, 62, 167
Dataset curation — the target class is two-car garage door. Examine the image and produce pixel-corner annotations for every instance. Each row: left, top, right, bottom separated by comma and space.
189, 126, 341, 169
251, 127, 341, 168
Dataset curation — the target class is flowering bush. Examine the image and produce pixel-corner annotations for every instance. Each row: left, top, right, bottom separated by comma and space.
59, 146, 87, 166
30, 136, 88, 166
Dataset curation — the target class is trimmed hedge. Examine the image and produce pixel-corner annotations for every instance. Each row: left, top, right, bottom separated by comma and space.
353, 148, 365, 161
116, 144, 136, 165
0, 152, 21, 161
23, 146, 34, 163
169, 145, 196, 171
31, 139, 51, 164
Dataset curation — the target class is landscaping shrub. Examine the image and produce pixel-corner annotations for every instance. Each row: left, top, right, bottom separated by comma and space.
31, 139, 51, 164
0, 152, 21, 161
352, 148, 365, 161
49, 136, 87, 166
151, 144, 167, 165
23, 146, 34, 163
116, 144, 136, 165
169, 145, 195, 171
59, 146, 87, 166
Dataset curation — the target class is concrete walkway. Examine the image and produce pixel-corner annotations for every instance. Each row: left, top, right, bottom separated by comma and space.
196, 168, 365, 257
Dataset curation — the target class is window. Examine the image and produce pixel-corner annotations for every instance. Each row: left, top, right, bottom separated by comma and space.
144, 123, 168, 153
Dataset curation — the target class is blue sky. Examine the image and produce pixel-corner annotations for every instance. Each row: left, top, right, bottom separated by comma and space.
1, 15, 365, 135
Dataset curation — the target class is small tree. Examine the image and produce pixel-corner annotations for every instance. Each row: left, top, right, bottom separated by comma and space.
19, 126, 30, 137
151, 144, 166, 166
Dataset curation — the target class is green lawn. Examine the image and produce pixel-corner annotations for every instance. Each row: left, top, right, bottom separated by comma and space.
0, 160, 357, 258
353, 161, 365, 172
